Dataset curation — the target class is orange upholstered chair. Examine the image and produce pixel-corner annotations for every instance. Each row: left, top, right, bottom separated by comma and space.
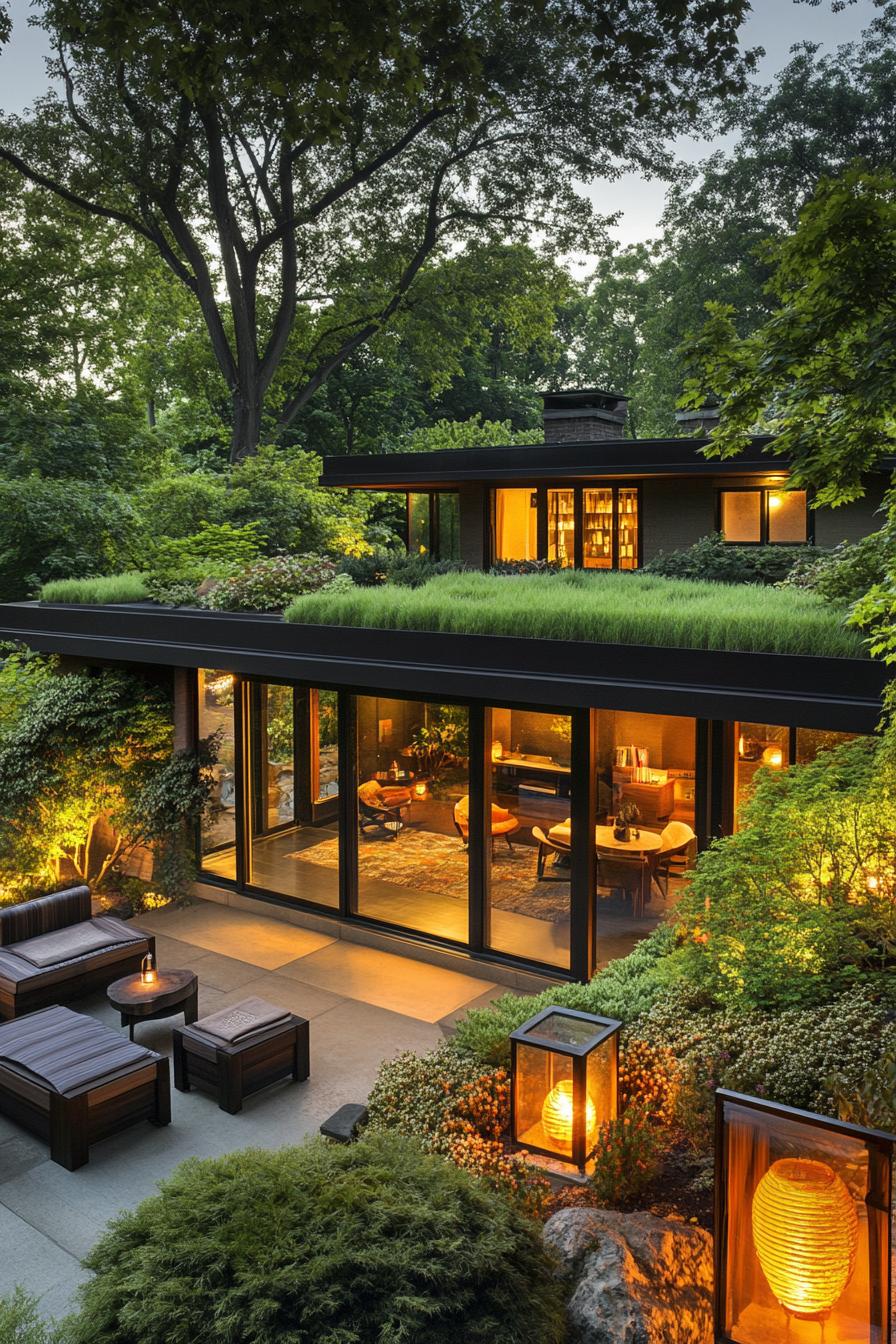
453, 796, 519, 852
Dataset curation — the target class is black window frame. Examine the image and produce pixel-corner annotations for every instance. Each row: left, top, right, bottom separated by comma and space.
716, 486, 812, 546
490, 482, 642, 570
405, 490, 461, 562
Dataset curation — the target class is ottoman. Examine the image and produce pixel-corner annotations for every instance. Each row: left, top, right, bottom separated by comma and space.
172, 996, 309, 1114
0, 1005, 170, 1169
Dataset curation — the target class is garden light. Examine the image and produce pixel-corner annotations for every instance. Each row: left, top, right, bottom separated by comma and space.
714, 1089, 894, 1344
140, 952, 158, 986
751, 1157, 858, 1320
510, 1007, 619, 1175
540, 1078, 597, 1152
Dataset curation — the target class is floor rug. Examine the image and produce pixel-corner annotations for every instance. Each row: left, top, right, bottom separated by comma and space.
288, 829, 570, 922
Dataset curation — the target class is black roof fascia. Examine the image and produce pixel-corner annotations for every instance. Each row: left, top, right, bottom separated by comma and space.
318, 435, 788, 489
0, 602, 883, 734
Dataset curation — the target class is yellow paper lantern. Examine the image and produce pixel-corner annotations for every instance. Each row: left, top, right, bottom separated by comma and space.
752, 1158, 858, 1319
541, 1079, 597, 1153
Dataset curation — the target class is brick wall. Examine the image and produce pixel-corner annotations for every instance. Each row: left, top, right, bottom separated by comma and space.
458, 484, 488, 567
543, 413, 626, 444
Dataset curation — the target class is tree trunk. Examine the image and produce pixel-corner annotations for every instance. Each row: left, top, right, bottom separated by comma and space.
230, 386, 263, 463
147, 397, 157, 428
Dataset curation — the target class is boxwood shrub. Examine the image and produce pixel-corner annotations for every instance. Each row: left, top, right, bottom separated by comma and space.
68, 1134, 565, 1344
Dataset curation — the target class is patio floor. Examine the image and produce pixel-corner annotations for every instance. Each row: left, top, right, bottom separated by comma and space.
0, 899, 509, 1321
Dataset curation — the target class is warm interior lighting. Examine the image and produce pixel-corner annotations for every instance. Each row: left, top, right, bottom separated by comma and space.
413, 781, 428, 799
140, 952, 158, 986
751, 1158, 858, 1320
768, 493, 782, 510
762, 745, 784, 768
541, 1079, 597, 1153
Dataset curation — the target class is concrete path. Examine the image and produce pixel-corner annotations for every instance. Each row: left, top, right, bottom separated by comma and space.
0, 900, 506, 1321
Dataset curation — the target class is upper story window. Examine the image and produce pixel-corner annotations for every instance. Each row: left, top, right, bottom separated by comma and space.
719, 488, 808, 544
495, 488, 539, 562
406, 492, 461, 562
495, 484, 639, 570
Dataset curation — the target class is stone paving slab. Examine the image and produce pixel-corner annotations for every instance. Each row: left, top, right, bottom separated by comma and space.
0, 899, 505, 1320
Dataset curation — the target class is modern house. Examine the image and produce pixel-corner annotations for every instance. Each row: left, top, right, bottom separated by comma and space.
0, 391, 888, 988
320, 390, 886, 567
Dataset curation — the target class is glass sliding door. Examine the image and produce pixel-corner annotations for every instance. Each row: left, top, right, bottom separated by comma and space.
356, 695, 469, 941
436, 493, 461, 562
198, 669, 238, 879
594, 708, 697, 963
245, 681, 339, 908
487, 708, 572, 970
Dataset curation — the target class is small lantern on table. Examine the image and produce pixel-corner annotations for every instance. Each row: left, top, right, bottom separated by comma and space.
140, 952, 158, 986
510, 1006, 620, 1176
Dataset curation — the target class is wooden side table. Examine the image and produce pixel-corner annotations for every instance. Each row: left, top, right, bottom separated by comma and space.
107, 969, 199, 1041
172, 1014, 309, 1114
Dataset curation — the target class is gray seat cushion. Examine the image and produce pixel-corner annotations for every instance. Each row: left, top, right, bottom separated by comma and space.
0, 917, 150, 988
0, 1005, 155, 1094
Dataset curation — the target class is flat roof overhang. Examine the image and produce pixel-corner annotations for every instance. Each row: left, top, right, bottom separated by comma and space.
318, 436, 784, 488
319, 437, 896, 490
0, 602, 883, 734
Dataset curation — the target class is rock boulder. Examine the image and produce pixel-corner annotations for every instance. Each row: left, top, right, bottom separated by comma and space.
543, 1206, 713, 1344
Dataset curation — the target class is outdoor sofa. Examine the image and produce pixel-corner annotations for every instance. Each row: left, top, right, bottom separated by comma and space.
0, 885, 154, 1020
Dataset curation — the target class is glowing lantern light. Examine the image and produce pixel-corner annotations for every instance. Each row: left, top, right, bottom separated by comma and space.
510, 1007, 620, 1174
752, 1158, 858, 1319
768, 493, 782, 510
714, 1089, 896, 1344
541, 1079, 597, 1152
761, 744, 784, 769
140, 952, 158, 986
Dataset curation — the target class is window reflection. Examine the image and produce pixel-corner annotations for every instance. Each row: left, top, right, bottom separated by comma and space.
198, 669, 237, 879
356, 696, 470, 940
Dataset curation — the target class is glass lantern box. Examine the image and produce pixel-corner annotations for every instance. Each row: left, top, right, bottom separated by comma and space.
510, 1006, 620, 1174
715, 1089, 895, 1344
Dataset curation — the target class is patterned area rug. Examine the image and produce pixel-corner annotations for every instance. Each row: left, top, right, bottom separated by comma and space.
288, 830, 570, 922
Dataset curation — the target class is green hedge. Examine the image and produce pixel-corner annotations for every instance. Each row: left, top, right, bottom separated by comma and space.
452, 926, 679, 1066
68, 1135, 565, 1344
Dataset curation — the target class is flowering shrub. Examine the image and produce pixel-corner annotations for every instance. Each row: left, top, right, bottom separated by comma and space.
367, 1044, 547, 1213
202, 552, 347, 612
589, 1106, 665, 1207
635, 983, 896, 1120
619, 1036, 681, 1127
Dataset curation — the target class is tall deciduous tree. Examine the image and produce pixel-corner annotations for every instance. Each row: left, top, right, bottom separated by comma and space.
0, 0, 756, 462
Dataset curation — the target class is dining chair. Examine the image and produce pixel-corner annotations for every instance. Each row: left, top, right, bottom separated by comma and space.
597, 851, 649, 919
532, 826, 571, 880
651, 821, 696, 898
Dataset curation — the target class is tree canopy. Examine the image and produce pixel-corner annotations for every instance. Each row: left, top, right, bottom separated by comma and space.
0, 0, 757, 460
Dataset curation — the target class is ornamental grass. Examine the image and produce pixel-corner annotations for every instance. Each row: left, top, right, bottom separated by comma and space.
285, 569, 865, 658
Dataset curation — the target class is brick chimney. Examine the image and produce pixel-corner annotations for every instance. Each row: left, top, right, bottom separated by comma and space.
674, 399, 720, 436
541, 389, 628, 443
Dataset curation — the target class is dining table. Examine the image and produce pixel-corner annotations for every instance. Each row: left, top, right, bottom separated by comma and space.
547, 819, 663, 907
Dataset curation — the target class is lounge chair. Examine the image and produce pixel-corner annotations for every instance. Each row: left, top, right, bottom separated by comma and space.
651, 821, 696, 897
358, 780, 411, 840
453, 797, 520, 853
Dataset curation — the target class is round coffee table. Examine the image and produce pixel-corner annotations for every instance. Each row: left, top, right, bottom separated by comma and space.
107, 969, 199, 1041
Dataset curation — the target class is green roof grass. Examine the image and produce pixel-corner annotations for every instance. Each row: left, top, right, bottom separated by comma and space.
39, 573, 149, 604
284, 570, 866, 659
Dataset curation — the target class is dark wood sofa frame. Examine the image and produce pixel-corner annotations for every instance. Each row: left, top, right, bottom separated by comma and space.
0, 886, 155, 1020
0, 1050, 170, 1169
